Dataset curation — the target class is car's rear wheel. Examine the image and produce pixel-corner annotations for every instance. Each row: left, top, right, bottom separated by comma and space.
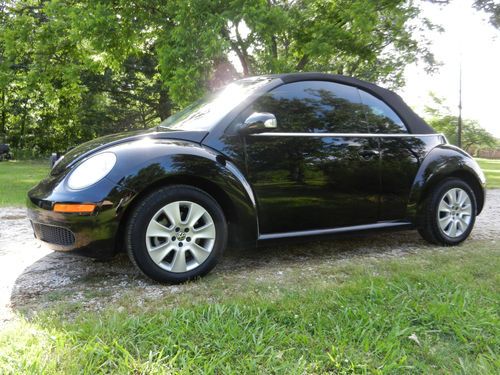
417, 178, 476, 245
125, 185, 227, 283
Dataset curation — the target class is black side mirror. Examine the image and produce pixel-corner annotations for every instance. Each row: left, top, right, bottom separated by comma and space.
238, 112, 277, 134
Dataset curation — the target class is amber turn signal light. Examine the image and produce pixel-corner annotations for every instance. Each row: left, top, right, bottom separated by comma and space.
53, 203, 96, 213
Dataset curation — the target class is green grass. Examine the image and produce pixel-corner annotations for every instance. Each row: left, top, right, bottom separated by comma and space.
0, 159, 499, 373
476, 158, 500, 189
0, 160, 50, 207
1, 241, 498, 374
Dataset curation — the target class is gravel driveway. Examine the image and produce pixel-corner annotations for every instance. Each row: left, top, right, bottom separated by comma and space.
1, 190, 499, 325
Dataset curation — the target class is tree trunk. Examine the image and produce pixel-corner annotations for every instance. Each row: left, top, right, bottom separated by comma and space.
20, 107, 27, 149
0, 90, 6, 142
158, 88, 172, 121
221, 26, 251, 76
270, 36, 278, 59
235, 25, 251, 76
268, 0, 278, 59
235, 46, 250, 76
296, 55, 309, 70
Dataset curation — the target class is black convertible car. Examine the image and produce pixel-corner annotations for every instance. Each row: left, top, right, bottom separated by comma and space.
27, 73, 486, 283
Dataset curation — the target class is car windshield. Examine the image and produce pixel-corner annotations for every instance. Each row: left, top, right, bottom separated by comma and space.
158, 77, 272, 131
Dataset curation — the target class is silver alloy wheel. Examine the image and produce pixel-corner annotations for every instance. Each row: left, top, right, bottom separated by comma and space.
145, 201, 216, 273
437, 188, 472, 238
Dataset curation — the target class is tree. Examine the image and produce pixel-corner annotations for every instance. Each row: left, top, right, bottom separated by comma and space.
425, 93, 498, 153
0, 0, 172, 154
159, 0, 439, 105
0, 0, 438, 154
473, 0, 500, 28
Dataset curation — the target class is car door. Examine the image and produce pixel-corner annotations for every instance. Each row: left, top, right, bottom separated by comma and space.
240, 80, 381, 234
358, 89, 429, 221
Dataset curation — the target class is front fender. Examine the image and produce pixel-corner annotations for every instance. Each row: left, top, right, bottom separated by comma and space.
106, 138, 259, 244
407, 144, 486, 221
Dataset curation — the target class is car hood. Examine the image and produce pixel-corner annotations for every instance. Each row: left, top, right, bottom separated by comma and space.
50, 128, 208, 176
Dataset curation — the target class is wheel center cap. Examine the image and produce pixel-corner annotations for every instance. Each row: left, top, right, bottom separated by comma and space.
177, 232, 187, 241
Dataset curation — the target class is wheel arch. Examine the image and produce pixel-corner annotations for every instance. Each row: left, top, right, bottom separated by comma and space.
407, 145, 486, 221
115, 173, 258, 253
419, 170, 484, 213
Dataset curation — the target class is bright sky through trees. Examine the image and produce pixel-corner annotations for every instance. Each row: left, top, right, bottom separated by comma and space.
401, 0, 500, 137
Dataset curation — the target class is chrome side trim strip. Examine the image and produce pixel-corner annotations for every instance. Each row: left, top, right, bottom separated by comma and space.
258, 221, 412, 240
252, 132, 441, 138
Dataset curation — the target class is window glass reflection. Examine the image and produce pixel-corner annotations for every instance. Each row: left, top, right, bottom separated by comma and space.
358, 90, 407, 133
253, 81, 368, 133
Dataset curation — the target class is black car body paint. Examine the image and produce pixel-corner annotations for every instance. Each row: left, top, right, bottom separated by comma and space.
27, 73, 486, 258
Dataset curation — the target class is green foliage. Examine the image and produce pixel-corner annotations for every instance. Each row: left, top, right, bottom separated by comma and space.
0, 0, 438, 153
159, 0, 439, 104
474, 0, 500, 28
425, 93, 498, 153
0, 241, 499, 373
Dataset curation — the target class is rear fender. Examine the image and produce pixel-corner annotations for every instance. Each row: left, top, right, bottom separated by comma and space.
407, 144, 486, 221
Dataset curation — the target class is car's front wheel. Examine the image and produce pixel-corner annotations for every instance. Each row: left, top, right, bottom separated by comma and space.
417, 178, 477, 245
125, 185, 227, 283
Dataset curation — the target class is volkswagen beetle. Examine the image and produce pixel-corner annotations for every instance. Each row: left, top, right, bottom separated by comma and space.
27, 73, 486, 283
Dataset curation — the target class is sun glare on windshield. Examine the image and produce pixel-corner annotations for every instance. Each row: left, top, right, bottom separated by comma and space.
159, 77, 272, 131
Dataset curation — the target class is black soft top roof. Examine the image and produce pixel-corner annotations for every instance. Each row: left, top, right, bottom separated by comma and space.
266, 72, 435, 134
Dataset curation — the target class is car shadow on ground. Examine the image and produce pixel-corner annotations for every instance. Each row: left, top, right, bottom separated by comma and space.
8, 228, 430, 318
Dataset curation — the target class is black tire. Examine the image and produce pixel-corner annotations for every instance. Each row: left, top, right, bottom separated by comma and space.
125, 185, 227, 283
417, 178, 477, 245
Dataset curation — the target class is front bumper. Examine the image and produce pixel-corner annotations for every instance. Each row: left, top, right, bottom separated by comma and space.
27, 175, 135, 259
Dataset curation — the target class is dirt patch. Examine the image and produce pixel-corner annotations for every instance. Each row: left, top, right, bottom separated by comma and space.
1, 190, 499, 325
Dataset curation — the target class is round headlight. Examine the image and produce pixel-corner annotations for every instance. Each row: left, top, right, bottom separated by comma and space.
67, 152, 117, 190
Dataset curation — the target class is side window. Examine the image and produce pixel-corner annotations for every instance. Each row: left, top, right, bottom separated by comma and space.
358, 90, 408, 133
251, 81, 368, 133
